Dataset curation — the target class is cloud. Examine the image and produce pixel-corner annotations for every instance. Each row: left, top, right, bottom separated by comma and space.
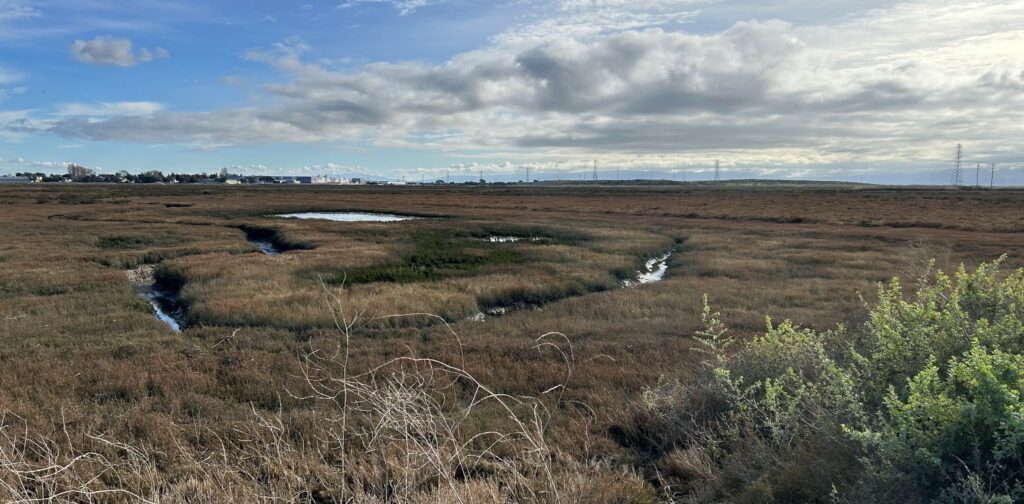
0, 85, 27, 102
13, 0, 1024, 172
337, 0, 440, 15
54, 101, 165, 117
0, 0, 38, 21
69, 36, 169, 67
0, 65, 22, 84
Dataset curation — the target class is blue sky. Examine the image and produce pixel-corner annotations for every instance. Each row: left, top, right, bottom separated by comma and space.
2, 0, 1024, 184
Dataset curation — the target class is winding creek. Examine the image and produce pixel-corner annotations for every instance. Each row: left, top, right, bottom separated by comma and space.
128, 212, 676, 329
127, 266, 186, 332
250, 239, 281, 255
142, 286, 184, 332
472, 250, 674, 321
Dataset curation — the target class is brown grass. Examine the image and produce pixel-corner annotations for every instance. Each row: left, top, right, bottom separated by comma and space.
2, 182, 1024, 501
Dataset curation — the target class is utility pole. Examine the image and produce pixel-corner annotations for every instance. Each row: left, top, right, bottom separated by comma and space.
991, 162, 996, 189
976, 163, 981, 187
447, 170, 450, 184
526, 166, 530, 183
952, 144, 963, 186
593, 160, 597, 181
479, 169, 483, 183
714, 160, 720, 182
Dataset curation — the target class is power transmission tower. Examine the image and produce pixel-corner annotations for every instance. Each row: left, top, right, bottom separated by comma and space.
714, 160, 720, 182
593, 160, 597, 181
991, 162, 996, 188
952, 144, 963, 186
526, 166, 530, 182
976, 163, 981, 187
447, 171, 450, 184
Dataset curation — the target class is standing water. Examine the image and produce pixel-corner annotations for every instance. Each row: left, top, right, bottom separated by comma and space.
127, 266, 186, 332
275, 212, 419, 222
250, 239, 281, 255
143, 288, 182, 332
622, 253, 672, 287
486, 236, 542, 243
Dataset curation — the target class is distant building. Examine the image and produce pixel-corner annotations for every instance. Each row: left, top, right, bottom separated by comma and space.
295, 176, 313, 184
0, 175, 29, 184
224, 175, 243, 185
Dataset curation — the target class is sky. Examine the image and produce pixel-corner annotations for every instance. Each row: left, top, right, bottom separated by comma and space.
1, 0, 1024, 184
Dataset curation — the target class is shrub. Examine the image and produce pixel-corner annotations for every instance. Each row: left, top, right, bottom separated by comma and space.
852, 344, 1024, 502
634, 256, 1024, 502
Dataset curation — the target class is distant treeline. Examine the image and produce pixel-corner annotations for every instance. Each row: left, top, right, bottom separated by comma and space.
15, 171, 278, 184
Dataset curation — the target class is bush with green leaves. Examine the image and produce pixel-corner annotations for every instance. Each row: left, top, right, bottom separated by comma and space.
638, 256, 1024, 502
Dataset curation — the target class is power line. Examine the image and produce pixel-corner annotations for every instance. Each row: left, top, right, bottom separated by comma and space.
952, 144, 963, 186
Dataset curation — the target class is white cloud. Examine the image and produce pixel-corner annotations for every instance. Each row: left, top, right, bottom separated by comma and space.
0, 0, 38, 21
0, 85, 27, 102
54, 101, 165, 117
12, 0, 1024, 173
0, 65, 22, 84
69, 36, 169, 67
337, 0, 440, 15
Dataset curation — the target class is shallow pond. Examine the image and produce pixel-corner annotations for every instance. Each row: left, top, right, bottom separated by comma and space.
275, 212, 420, 222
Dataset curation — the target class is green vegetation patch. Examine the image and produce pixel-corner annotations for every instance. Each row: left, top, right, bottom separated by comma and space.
95, 234, 183, 250
453, 224, 590, 245
310, 230, 526, 285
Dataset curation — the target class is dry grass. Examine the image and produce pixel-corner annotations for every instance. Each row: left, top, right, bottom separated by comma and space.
2, 182, 1024, 501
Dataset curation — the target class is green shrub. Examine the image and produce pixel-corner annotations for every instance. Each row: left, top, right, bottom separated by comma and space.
636, 256, 1024, 502
852, 344, 1024, 502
